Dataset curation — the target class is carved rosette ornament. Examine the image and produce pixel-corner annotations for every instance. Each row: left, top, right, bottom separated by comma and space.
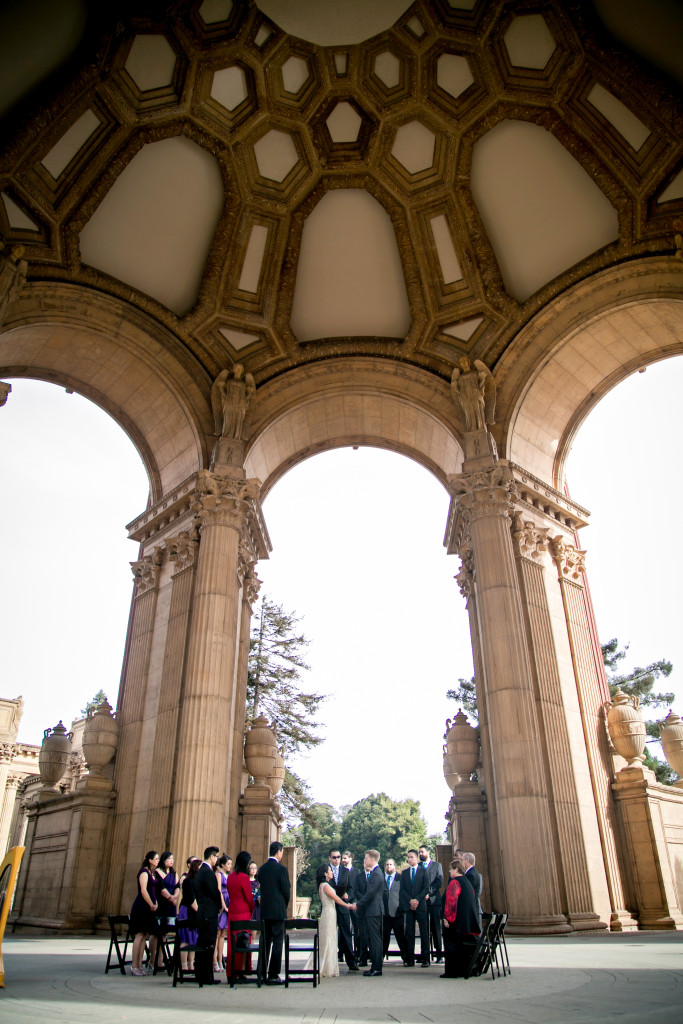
511, 515, 549, 563
604, 687, 647, 767
131, 550, 163, 596
550, 537, 587, 583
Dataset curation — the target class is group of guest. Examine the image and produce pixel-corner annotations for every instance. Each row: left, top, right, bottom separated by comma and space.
323, 844, 483, 980
128, 846, 262, 978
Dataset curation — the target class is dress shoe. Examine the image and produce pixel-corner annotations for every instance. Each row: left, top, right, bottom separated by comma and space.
421, 961, 430, 968
358, 959, 368, 967
201, 978, 221, 985
266, 977, 284, 985
363, 969, 382, 976
435, 956, 443, 963
440, 973, 455, 979
347, 964, 359, 972
403, 961, 414, 967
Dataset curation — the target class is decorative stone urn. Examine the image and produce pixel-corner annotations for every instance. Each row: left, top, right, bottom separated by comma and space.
659, 710, 683, 786
38, 721, 73, 790
82, 699, 118, 778
244, 714, 277, 785
445, 711, 479, 779
605, 687, 646, 766
443, 743, 461, 791
268, 749, 286, 797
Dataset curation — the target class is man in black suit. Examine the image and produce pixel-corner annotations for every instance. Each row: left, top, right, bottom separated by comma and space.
342, 851, 361, 960
348, 849, 384, 976
462, 852, 483, 916
419, 844, 444, 963
195, 845, 221, 984
257, 840, 291, 984
329, 848, 357, 971
399, 849, 430, 967
382, 858, 406, 961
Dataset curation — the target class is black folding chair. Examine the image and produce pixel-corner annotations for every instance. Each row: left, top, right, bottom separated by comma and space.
105, 915, 133, 975
171, 927, 203, 987
488, 913, 510, 978
464, 912, 494, 979
229, 919, 264, 987
284, 919, 318, 987
153, 919, 177, 976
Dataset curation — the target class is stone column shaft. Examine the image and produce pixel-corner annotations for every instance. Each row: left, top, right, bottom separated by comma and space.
552, 538, 636, 929
0, 765, 19, 857
104, 555, 160, 913
513, 522, 603, 929
143, 532, 198, 853
229, 570, 261, 845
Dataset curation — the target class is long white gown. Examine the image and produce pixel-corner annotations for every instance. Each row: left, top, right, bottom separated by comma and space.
315, 882, 339, 978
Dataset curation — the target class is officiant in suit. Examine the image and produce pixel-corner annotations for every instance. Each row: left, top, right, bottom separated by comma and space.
400, 849, 430, 967
195, 845, 221, 984
462, 852, 483, 916
329, 848, 357, 970
348, 850, 384, 976
419, 844, 444, 962
258, 841, 291, 984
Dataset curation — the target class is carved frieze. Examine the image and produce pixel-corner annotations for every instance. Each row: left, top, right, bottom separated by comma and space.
511, 514, 550, 564
550, 536, 587, 584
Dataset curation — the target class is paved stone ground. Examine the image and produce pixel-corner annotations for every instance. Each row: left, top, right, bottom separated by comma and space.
0, 931, 681, 1024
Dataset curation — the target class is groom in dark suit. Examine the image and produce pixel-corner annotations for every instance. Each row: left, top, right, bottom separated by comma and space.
399, 849, 430, 967
348, 850, 384, 976
195, 845, 221, 984
419, 844, 444, 962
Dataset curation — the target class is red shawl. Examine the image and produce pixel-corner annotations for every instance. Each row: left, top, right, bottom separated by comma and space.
444, 878, 460, 924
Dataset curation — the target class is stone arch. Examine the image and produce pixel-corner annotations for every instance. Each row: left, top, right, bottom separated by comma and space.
497, 258, 683, 487
244, 357, 464, 496
1, 283, 213, 501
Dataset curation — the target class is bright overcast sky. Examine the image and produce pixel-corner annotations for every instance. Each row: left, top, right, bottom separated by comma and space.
1, 357, 682, 834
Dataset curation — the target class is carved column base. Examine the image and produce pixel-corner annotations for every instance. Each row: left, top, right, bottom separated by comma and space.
506, 914, 573, 935
608, 910, 640, 931
565, 912, 608, 932
239, 783, 281, 869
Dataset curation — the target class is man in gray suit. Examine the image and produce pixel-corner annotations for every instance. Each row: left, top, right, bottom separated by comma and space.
462, 852, 483, 916
382, 858, 406, 962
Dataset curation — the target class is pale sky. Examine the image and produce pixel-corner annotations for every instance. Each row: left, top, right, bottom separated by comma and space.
1, 358, 681, 834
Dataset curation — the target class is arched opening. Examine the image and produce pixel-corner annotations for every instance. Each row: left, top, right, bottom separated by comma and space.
255, 445, 472, 833
564, 355, 683, 710
0, 378, 149, 742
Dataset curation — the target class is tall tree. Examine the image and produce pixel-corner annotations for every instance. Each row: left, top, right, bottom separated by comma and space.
339, 793, 431, 865
283, 802, 342, 902
247, 595, 326, 820
601, 638, 677, 784
80, 689, 108, 716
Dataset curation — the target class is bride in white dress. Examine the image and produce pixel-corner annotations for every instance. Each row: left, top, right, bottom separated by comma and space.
311, 863, 353, 978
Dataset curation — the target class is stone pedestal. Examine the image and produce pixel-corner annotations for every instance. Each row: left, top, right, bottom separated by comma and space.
282, 845, 298, 918
238, 783, 281, 870
611, 765, 683, 929
447, 782, 490, 910
12, 785, 116, 931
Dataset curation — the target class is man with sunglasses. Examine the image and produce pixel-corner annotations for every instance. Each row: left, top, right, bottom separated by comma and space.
329, 848, 357, 972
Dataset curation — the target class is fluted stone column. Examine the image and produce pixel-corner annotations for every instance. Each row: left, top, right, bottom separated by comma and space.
447, 464, 568, 932
170, 471, 269, 863
550, 537, 637, 930
230, 561, 261, 846
512, 517, 606, 930
104, 550, 162, 913
0, 769, 20, 857
143, 529, 199, 853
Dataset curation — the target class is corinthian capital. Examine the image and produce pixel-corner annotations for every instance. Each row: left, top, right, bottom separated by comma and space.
167, 528, 199, 574
550, 536, 587, 583
0, 742, 16, 763
511, 514, 549, 563
131, 549, 163, 596
445, 463, 518, 556
194, 470, 260, 531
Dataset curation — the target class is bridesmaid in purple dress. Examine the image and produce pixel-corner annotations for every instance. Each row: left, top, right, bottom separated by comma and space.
177, 858, 201, 972
129, 851, 159, 976
214, 854, 231, 972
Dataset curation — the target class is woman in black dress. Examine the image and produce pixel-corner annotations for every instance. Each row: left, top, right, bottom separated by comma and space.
129, 850, 159, 976
441, 856, 481, 978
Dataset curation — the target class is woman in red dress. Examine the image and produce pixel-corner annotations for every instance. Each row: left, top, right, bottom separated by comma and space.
227, 850, 255, 981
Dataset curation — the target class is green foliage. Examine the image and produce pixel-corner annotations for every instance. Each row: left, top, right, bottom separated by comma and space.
602, 638, 677, 783
282, 802, 342, 904
80, 689, 108, 716
247, 596, 327, 820
446, 677, 478, 722
340, 793, 430, 866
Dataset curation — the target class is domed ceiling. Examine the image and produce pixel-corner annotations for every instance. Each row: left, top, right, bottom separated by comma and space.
0, 0, 682, 388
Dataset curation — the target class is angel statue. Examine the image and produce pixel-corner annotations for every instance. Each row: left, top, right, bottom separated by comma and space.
211, 364, 256, 441
450, 356, 496, 433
